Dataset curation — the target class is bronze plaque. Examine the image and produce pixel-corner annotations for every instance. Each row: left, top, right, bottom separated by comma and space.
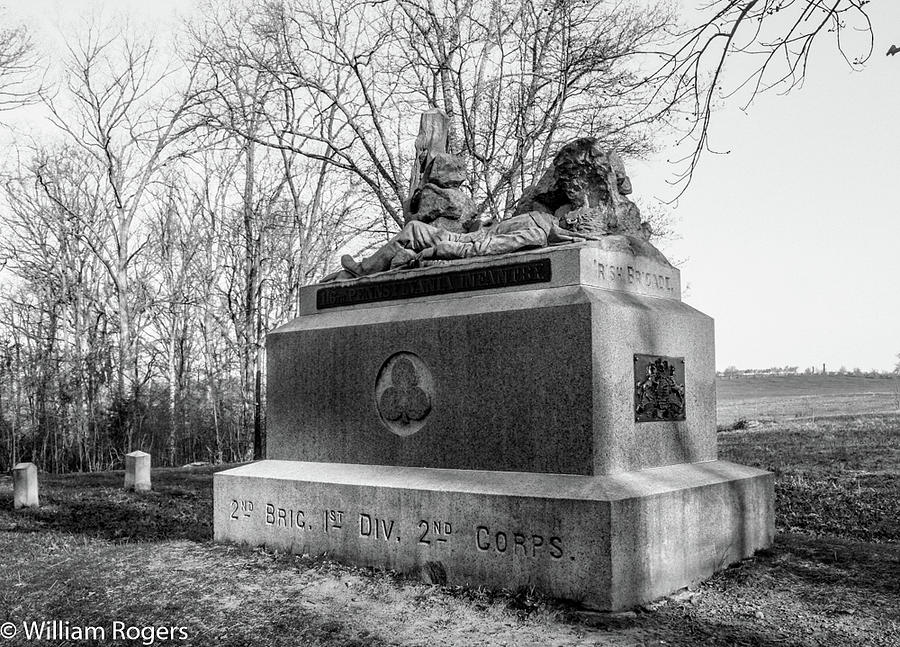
634, 354, 686, 422
316, 258, 551, 309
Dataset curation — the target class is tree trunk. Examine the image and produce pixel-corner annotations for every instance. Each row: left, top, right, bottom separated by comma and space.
166, 324, 178, 466
242, 140, 259, 461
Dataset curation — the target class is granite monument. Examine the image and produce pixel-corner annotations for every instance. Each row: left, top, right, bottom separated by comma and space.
214, 117, 773, 610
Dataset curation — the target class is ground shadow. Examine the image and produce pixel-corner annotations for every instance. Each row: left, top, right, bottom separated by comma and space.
0, 465, 233, 543
769, 533, 900, 597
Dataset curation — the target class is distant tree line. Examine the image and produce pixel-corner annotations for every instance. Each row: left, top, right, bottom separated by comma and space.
720, 366, 801, 377
719, 366, 899, 378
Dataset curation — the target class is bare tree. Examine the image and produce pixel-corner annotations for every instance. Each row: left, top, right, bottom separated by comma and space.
0, 8, 367, 472
38, 20, 203, 451
636, 0, 874, 192
190, 4, 378, 458
0, 147, 114, 471
389, 0, 675, 217
145, 173, 205, 466
0, 9, 40, 114
190, 0, 675, 228
189, 147, 242, 464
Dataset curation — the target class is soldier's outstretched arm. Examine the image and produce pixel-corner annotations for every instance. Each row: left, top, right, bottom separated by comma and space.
397, 220, 449, 251
547, 223, 602, 244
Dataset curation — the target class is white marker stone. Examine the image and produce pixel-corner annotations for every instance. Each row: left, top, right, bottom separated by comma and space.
12, 462, 39, 509
125, 451, 151, 492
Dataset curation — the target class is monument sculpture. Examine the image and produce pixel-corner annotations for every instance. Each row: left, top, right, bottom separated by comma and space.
403, 109, 475, 233
325, 136, 651, 282
405, 152, 475, 232
214, 112, 774, 610
328, 212, 594, 280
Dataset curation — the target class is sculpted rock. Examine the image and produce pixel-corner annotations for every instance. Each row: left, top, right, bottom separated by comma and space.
404, 150, 474, 233
425, 153, 466, 188
407, 183, 476, 233
514, 138, 649, 241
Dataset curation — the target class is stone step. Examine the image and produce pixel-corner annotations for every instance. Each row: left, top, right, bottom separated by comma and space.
214, 459, 772, 610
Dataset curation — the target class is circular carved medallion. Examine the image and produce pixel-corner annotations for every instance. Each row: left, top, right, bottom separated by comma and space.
375, 352, 434, 437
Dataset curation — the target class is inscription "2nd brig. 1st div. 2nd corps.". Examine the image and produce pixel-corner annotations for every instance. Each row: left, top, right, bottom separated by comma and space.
229, 499, 567, 561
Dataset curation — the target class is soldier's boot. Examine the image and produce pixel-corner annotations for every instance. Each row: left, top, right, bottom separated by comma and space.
320, 268, 355, 282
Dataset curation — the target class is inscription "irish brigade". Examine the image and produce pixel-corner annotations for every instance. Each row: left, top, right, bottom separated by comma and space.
596, 262, 675, 295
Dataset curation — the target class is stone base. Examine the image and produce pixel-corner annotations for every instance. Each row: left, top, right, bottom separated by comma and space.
214, 460, 773, 610
269, 242, 714, 476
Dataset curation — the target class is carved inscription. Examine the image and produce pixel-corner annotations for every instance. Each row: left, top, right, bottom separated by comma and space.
418, 520, 452, 545
475, 526, 563, 559
595, 261, 676, 296
226, 498, 568, 563
316, 258, 552, 309
323, 509, 345, 532
359, 513, 399, 542
265, 504, 307, 530
230, 499, 254, 520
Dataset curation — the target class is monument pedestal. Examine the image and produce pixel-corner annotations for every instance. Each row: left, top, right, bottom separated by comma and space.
215, 460, 771, 610
214, 239, 774, 609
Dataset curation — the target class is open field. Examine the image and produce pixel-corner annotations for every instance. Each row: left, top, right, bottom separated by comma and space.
0, 378, 898, 646
716, 375, 900, 427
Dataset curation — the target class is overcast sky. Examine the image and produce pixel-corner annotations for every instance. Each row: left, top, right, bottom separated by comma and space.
4, 0, 899, 372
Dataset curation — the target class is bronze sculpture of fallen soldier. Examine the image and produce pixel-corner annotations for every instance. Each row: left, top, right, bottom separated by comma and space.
322, 211, 599, 282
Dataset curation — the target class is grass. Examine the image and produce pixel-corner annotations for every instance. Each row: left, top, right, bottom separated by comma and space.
0, 383, 898, 646
716, 374, 900, 426
719, 414, 900, 543
716, 374, 900, 402
0, 467, 215, 542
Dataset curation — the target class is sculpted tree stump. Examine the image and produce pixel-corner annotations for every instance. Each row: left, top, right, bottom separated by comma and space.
403, 110, 475, 233
405, 109, 448, 204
